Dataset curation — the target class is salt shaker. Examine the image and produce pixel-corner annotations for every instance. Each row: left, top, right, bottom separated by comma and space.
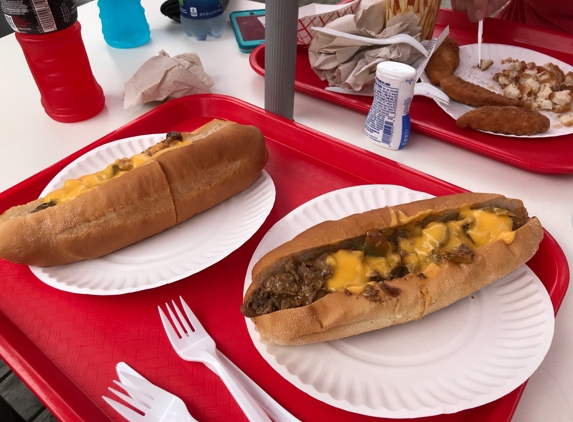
365, 61, 416, 150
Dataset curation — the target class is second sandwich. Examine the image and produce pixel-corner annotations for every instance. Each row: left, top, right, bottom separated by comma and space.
241, 193, 544, 345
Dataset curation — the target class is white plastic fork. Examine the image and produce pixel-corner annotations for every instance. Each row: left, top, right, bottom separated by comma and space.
478, 20, 484, 67
103, 362, 196, 422
159, 297, 273, 422
311, 26, 429, 57
325, 82, 450, 105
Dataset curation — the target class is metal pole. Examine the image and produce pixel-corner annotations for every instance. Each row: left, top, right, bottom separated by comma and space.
264, 0, 299, 120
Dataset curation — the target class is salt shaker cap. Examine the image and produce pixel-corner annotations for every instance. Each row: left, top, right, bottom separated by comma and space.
376, 61, 416, 79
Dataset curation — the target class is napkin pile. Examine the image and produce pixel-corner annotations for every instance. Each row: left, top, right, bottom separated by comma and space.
309, 0, 425, 91
124, 50, 214, 108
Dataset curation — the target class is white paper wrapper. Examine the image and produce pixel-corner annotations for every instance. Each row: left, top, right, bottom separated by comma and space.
308, 0, 449, 93
123, 50, 214, 109
309, 0, 427, 91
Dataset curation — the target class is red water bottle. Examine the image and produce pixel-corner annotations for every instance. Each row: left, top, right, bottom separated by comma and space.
3, 0, 105, 123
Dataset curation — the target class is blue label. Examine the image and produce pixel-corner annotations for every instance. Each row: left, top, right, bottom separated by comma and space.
180, 0, 224, 19
399, 114, 411, 149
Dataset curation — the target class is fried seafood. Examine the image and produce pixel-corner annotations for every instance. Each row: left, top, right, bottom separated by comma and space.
440, 75, 533, 109
456, 106, 550, 135
425, 37, 460, 85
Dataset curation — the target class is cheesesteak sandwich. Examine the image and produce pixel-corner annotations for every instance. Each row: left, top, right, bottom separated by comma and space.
0, 119, 268, 266
241, 193, 543, 345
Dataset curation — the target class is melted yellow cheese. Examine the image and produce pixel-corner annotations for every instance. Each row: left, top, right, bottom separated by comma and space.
460, 207, 515, 246
346, 285, 368, 294
44, 139, 192, 205
325, 249, 402, 291
325, 206, 516, 292
325, 250, 366, 291
363, 254, 402, 279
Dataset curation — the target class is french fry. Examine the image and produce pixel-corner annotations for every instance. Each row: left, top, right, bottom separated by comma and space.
421, 0, 439, 39
385, 0, 439, 40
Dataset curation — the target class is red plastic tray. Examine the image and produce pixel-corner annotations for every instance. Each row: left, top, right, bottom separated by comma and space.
249, 9, 573, 175
0, 94, 569, 422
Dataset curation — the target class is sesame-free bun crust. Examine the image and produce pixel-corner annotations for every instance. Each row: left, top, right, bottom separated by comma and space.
244, 193, 544, 345
161, 121, 269, 224
0, 120, 268, 266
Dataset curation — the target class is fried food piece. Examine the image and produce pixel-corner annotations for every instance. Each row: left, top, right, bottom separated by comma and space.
479, 59, 494, 71
440, 75, 533, 109
425, 37, 460, 85
493, 59, 573, 112
558, 112, 573, 127
456, 106, 550, 135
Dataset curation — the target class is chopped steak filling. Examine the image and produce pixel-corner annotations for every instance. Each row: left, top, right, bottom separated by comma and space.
242, 207, 524, 318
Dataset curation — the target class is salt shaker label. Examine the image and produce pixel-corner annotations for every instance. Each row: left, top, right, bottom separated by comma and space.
365, 61, 416, 151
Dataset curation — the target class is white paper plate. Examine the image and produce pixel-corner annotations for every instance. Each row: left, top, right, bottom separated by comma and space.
30, 134, 276, 296
421, 43, 573, 138
243, 185, 554, 418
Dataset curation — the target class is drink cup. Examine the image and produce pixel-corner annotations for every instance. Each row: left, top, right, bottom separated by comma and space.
4, 0, 105, 122
96, 0, 150, 48
386, 0, 441, 40
15, 21, 105, 123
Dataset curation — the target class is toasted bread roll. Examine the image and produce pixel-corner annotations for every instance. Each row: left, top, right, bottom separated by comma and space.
159, 121, 269, 224
0, 120, 268, 266
241, 193, 543, 345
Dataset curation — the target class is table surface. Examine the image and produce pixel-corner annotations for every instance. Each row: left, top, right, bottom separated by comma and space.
0, 1, 571, 421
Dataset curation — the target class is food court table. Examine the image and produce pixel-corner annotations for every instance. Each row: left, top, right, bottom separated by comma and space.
0, 1, 571, 421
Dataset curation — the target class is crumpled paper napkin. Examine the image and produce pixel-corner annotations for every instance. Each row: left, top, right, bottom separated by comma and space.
124, 50, 214, 108
309, 0, 425, 91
